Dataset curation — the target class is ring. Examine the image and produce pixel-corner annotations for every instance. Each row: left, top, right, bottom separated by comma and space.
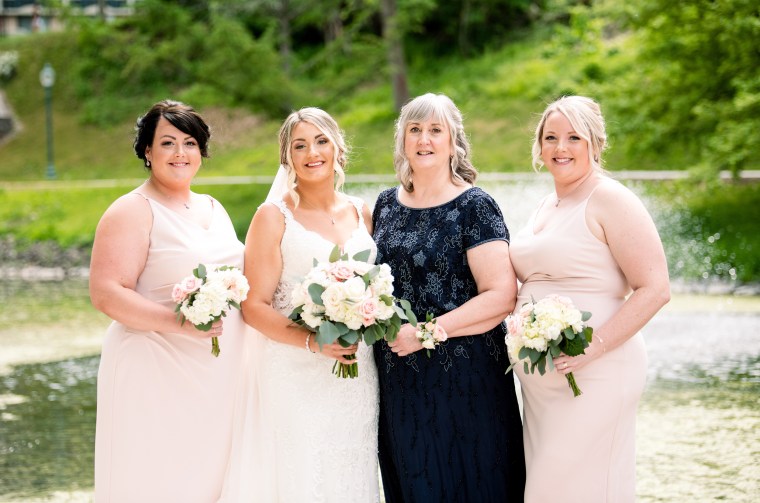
562, 363, 568, 370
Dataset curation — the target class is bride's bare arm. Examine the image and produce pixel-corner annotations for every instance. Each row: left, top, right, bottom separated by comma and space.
242, 204, 356, 362
89, 194, 218, 338
361, 202, 373, 235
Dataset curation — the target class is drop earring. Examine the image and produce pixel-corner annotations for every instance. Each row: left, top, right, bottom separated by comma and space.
146, 160, 151, 168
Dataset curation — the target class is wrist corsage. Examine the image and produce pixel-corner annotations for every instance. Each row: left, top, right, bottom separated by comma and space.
415, 314, 448, 357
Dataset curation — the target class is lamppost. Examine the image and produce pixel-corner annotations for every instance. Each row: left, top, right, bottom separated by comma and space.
39, 63, 56, 179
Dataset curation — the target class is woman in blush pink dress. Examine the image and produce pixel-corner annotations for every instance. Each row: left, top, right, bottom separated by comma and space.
509, 96, 670, 502
91, 100, 247, 502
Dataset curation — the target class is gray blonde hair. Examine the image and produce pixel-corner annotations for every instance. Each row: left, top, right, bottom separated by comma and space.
394, 93, 477, 192
531, 95, 607, 173
278, 107, 348, 206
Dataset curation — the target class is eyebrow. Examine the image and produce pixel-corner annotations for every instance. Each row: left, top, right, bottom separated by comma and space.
159, 134, 194, 141
292, 133, 326, 143
408, 122, 444, 127
543, 129, 577, 135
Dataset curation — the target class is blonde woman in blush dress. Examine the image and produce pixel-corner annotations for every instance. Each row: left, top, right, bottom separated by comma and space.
509, 96, 670, 502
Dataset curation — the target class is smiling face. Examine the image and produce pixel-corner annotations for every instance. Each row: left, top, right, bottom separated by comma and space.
145, 117, 202, 186
540, 111, 592, 183
289, 121, 336, 185
403, 116, 452, 173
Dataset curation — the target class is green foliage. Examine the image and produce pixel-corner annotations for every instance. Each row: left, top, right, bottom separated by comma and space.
608, 0, 760, 176
194, 16, 294, 115
644, 180, 760, 284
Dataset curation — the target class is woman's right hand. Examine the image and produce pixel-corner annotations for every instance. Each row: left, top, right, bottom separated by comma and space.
181, 318, 224, 339
311, 337, 359, 364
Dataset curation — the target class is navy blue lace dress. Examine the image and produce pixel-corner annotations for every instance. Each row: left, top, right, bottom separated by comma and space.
372, 186, 525, 503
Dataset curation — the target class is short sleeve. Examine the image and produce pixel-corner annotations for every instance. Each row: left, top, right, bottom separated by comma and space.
462, 189, 509, 250
372, 187, 394, 234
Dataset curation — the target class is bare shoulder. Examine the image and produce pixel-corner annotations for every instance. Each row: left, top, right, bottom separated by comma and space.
589, 177, 650, 217
252, 201, 285, 227
247, 201, 286, 246
98, 192, 152, 230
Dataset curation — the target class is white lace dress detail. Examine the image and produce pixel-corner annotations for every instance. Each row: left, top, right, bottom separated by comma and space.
256, 197, 380, 502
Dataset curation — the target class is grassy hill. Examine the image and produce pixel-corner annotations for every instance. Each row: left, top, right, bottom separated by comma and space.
0, 24, 758, 284
0, 26, 647, 182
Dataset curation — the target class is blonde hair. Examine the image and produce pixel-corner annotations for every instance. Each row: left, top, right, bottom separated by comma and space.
278, 107, 348, 206
531, 95, 607, 173
394, 93, 477, 192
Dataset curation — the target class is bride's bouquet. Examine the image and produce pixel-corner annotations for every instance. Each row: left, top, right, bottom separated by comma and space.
289, 246, 415, 378
504, 294, 593, 397
172, 264, 250, 357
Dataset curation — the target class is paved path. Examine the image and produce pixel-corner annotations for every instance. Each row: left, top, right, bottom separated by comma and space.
1, 170, 759, 191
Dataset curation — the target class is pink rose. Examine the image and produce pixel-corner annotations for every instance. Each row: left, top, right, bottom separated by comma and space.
181, 276, 202, 294
171, 284, 187, 303
506, 315, 523, 337
328, 263, 354, 282
359, 297, 380, 326
433, 323, 448, 342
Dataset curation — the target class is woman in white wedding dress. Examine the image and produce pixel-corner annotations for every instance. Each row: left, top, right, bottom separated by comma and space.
221, 107, 380, 502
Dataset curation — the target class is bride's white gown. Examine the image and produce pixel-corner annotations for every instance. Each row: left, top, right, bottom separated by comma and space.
221, 197, 380, 502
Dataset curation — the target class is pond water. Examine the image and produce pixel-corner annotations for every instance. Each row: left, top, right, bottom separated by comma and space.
1, 179, 758, 501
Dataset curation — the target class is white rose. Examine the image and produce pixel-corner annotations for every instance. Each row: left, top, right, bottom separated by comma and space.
421, 338, 436, 350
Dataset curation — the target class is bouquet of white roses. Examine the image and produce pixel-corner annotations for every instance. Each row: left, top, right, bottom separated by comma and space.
172, 264, 249, 357
504, 294, 593, 397
289, 246, 415, 378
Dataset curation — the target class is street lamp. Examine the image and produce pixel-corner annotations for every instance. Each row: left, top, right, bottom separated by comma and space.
39, 62, 56, 179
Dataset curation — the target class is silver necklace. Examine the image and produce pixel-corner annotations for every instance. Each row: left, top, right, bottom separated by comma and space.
555, 174, 593, 207
147, 180, 191, 209
300, 198, 337, 224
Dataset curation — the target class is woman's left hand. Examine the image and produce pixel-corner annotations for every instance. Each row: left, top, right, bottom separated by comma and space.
553, 338, 606, 375
387, 323, 423, 357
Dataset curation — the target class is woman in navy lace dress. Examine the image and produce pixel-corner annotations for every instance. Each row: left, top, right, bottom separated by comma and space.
372, 93, 525, 502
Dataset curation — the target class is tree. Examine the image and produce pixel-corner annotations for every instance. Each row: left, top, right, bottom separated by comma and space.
380, 0, 409, 111
615, 0, 760, 175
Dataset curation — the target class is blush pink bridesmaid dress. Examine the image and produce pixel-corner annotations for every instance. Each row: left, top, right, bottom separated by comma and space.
94, 195, 247, 503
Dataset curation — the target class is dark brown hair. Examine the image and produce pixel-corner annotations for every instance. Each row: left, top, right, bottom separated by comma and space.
133, 100, 211, 169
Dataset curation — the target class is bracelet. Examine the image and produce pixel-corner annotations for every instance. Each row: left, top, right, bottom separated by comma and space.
305, 333, 315, 353
415, 316, 448, 350
597, 335, 606, 353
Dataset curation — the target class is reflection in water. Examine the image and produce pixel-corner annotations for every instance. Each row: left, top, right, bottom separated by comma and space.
1, 179, 759, 501
0, 356, 97, 499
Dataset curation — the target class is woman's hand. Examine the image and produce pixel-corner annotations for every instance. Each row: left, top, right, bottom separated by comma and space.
387, 324, 423, 357
311, 338, 359, 364
181, 319, 224, 339
553, 337, 606, 374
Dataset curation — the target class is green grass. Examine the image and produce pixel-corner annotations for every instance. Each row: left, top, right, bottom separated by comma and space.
0, 30, 641, 181
1, 178, 758, 283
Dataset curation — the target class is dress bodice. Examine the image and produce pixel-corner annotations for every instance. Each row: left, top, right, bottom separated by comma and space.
372, 186, 510, 371
510, 177, 630, 328
269, 196, 377, 315
135, 194, 244, 311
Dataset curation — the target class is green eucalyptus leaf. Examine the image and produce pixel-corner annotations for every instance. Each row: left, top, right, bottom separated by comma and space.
308, 283, 325, 306
316, 321, 340, 346
196, 263, 207, 279
329, 245, 343, 263
537, 356, 546, 375
352, 249, 371, 262
341, 331, 360, 345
